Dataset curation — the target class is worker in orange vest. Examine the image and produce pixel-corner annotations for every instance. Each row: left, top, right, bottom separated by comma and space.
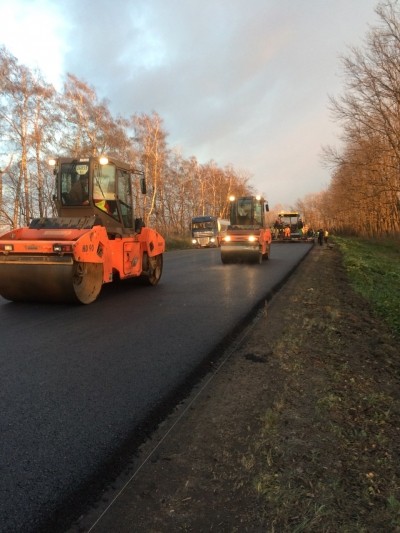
284, 225, 291, 239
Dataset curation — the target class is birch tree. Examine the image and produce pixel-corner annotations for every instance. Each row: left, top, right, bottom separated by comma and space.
60, 74, 131, 160
131, 111, 168, 229
0, 47, 57, 226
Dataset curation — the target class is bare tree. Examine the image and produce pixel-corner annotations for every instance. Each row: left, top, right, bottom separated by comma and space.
59, 74, 131, 159
323, 0, 400, 237
131, 112, 168, 230
0, 47, 58, 226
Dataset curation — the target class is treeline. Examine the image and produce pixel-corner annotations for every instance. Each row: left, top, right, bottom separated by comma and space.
299, 0, 400, 238
0, 46, 253, 236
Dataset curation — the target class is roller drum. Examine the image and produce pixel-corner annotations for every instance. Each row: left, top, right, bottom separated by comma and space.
0, 257, 103, 304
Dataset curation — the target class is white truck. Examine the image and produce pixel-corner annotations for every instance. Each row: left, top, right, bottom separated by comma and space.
191, 215, 229, 247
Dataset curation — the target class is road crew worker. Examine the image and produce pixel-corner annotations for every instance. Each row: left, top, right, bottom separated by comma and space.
93, 175, 116, 215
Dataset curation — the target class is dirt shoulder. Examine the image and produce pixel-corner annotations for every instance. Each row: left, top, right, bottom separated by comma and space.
74, 244, 400, 532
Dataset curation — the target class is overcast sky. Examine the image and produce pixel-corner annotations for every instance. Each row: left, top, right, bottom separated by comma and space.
0, 0, 380, 207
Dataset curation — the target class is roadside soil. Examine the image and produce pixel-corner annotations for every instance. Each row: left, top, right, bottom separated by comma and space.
73, 243, 400, 533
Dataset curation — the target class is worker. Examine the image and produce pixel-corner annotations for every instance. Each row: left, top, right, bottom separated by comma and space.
93, 175, 115, 215
238, 203, 251, 224
68, 174, 89, 205
94, 199, 110, 213
324, 230, 329, 244
284, 225, 291, 239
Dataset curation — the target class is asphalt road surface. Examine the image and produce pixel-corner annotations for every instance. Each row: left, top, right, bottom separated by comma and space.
0, 242, 312, 532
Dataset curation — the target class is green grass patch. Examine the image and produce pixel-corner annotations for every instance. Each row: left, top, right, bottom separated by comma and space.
334, 236, 400, 337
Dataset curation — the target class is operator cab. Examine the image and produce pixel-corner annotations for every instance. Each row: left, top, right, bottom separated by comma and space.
52, 156, 146, 235
229, 196, 269, 228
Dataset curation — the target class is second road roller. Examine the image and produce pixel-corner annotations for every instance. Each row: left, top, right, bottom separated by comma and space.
220, 195, 272, 264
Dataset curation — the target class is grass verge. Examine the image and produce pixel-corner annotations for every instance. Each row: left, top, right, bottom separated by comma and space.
334, 236, 400, 338
249, 240, 400, 531
165, 235, 192, 251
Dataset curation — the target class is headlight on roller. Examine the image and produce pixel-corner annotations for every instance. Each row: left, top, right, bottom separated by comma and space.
53, 244, 73, 253
0, 244, 14, 252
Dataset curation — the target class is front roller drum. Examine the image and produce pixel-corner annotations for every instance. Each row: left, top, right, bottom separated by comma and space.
221, 248, 261, 264
0, 260, 103, 304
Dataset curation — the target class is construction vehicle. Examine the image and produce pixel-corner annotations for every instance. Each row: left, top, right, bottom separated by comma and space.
190, 215, 229, 248
0, 155, 165, 304
272, 211, 314, 242
220, 195, 272, 263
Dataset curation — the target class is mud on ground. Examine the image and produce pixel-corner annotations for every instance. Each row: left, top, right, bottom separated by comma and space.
76, 244, 400, 533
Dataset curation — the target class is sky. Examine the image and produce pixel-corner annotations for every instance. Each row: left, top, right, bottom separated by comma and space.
0, 0, 380, 208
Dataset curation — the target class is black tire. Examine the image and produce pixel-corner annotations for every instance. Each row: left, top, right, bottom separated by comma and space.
72, 262, 103, 304
147, 254, 163, 285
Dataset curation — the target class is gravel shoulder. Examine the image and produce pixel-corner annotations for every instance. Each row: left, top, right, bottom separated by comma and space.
72, 244, 400, 532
